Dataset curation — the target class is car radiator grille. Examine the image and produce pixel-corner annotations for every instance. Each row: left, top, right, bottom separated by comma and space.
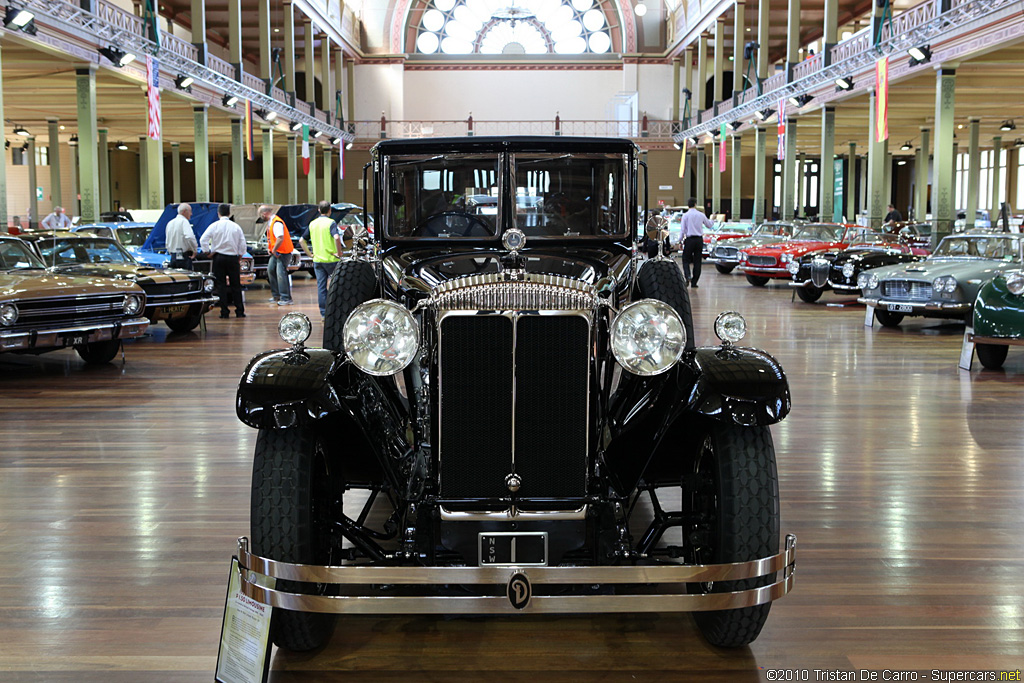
8, 294, 128, 330
143, 280, 203, 303
881, 280, 932, 301
811, 259, 830, 287
438, 313, 590, 501
747, 255, 777, 267
713, 246, 738, 260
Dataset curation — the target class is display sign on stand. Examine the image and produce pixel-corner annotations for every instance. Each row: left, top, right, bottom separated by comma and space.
833, 158, 844, 223
215, 555, 275, 683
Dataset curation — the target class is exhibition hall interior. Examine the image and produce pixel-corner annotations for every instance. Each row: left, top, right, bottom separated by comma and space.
2, 0, 1023, 679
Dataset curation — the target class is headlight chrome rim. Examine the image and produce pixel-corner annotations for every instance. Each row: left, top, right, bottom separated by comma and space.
610, 299, 686, 376
0, 303, 18, 326
344, 299, 419, 376
867, 274, 880, 291
122, 294, 143, 315
944, 277, 958, 294
279, 312, 312, 346
714, 311, 747, 344
787, 261, 800, 275
1006, 270, 1024, 296
203, 278, 215, 293
842, 262, 856, 279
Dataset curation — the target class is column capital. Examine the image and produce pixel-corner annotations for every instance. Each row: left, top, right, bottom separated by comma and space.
193, 104, 209, 113
919, 126, 930, 132
968, 116, 981, 123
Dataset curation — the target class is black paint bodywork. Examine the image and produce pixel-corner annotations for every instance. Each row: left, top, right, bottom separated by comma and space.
792, 244, 924, 293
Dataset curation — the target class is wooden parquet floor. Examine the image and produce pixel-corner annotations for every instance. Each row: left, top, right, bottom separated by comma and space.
1, 267, 1023, 681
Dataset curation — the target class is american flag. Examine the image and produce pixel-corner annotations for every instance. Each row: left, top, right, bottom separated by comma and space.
146, 55, 160, 141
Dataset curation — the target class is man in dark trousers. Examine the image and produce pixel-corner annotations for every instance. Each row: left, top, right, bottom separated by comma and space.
679, 197, 714, 287
200, 204, 248, 318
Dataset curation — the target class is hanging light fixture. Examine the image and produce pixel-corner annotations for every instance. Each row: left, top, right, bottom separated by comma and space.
634, 0, 648, 17
290, 121, 303, 131
116, 141, 128, 150
222, 94, 239, 108
175, 74, 194, 90
69, 134, 79, 146
1000, 120, 1016, 132
907, 45, 931, 66
98, 46, 136, 67
835, 76, 854, 91
900, 141, 912, 151
13, 125, 29, 137
3, 6, 36, 34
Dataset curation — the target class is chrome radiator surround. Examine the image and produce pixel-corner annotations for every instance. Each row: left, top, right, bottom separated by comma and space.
431, 273, 598, 311
233, 535, 797, 615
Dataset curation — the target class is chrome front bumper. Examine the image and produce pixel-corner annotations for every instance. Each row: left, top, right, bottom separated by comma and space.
858, 297, 971, 312
233, 534, 796, 615
740, 265, 788, 275
789, 279, 860, 292
0, 317, 150, 351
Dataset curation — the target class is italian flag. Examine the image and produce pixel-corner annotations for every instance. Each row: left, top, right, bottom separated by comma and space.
301, 124, 310, 175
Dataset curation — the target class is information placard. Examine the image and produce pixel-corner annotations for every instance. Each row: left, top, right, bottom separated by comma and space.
215, 558, 274, 683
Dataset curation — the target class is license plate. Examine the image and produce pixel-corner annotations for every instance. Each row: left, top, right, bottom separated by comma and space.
160, 304, 189, 319
64, 333, 89, 347
887, 304, 913, 313
479, 532, 548, 566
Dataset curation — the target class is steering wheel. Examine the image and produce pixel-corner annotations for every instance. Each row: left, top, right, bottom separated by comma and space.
415, 212, 491, 238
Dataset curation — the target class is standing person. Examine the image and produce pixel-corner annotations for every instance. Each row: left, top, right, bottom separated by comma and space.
200, 204, 247, 318
680, 197, 713, 288
260, 204, 294, 305
298, 201, 343, 318
41, 206, 72, 231
884, 203, 903, 227
165, 203, 198, 270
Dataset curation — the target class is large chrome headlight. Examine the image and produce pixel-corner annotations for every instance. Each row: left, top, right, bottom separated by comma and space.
344, 299, 419, 376
787, 261, 800, 275
0, 303, 18, 326
857, 273, 869, 289
123, 294, 144, 315
781, 253, 792, 264
279, 312, 312, 346
203, 278, 215, 292
240, 259, 253, 272
714, 311, 747, 344
842, 262, 856, 279
867, 273, 880, 291
611, 299, 686, 376
933, 276, 957, 294
1006, 270, 1024, 296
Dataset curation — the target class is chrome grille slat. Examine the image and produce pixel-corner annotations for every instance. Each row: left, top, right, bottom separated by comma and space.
748, 255, 777, 267
432, 273, 597, 311
810, 259, 830, 288
713, 246, 738, 259
881, 280, 932, 301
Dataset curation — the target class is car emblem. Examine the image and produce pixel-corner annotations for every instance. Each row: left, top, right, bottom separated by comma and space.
507, 572, 531, 610
502, 228, 526, 253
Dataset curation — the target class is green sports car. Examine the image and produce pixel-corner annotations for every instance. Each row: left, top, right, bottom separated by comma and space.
971, 266, 1024, 369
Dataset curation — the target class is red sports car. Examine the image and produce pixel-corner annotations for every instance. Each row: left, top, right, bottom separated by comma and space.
738, 224, 863, 286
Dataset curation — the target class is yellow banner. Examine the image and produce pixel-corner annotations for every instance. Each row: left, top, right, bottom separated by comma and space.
875, 57, 889, 143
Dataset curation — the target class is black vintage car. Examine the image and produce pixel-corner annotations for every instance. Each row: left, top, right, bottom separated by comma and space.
233, 136, 796, 653
787, 231, 926, 303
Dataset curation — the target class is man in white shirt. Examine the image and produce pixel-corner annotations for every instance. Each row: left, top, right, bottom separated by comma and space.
679, 197, 714, 288
41, 206, 72, 231
200, 204, 248, 318
165, 203, 198, 270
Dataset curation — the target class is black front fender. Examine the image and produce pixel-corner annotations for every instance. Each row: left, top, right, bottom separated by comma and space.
236, 348, 346, 429
685, 346, 791, 426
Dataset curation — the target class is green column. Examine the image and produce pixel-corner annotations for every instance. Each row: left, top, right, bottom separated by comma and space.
712, 139, 721, 213
228, 0, 242, 78
191, 0, 207, 62
731, 133, 742, 218
965, 117, 980, 230
672, 57, 680, 122
220, 152, 230, 202
138, 139, 148, 207
47, 119, 62, 209
991, 136, 1003, 214
733, 1, 745, 100
286, 134, 298, 204
0, 43, 6, 227
262, 127, 274, 203
867, 91, 888, 226
321, 35, 333, 117
695, 32, 707, 113
231, 118, 245, 204
258, 0, 271, 85
143, 131, 164, 209
193, 106, 210, 201
682, 47, 692, 125
797, 152, 806, 218
696, 146, 706, 207
786, 0, 801, 77
915, 129, 929, 221
848, 142, 857, 219
76, 67, 100, 223
334, 46, 345, 123
98, 129, 110, 212
171, 142, 181, 203
822, 0, 838, 65
283, 0, 296, 98
757, 0, 769, 81
820, 107, 835, 221
69, 142, 79, 217
323, 147, 332, 202
28, 137, 38, 228
306, 143, 317, 204
933, 68, 957, 245
304, 19, 315, 111
753, 125, 767, 223
346, 60, 355, 128
713, 18, 724, 107
781, 117, 798, 220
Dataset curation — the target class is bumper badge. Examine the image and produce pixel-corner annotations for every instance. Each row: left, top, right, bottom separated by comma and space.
507, 572, 531, 610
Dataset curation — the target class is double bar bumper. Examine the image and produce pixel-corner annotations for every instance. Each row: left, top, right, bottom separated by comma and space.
858, 297, 971, 312
233, 534, 797, 615
0, 317, 150, 351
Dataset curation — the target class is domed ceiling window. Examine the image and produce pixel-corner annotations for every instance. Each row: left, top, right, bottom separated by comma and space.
414, 0, 616, 55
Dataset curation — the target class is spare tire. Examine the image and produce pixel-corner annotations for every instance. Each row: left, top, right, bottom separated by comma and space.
637, 259, 695, 351
323, 260, 378, 352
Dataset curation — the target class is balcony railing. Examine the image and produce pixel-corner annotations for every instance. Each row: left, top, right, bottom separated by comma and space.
207, 54, 235, 79
348, 119, 682, 140
880, 0, 938, 42
791, 53, 822, 81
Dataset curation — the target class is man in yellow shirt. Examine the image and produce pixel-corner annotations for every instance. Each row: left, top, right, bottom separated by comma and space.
298, 201, 343, 317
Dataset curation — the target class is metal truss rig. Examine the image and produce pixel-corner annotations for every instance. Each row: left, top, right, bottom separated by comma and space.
674, 0, 1018, 142
23, 0, 353, 143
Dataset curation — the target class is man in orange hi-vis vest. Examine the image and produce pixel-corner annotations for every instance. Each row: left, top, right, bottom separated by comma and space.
260, 205, 295, 305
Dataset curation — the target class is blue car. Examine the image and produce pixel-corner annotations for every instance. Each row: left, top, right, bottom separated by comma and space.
73, 222, 168, 268
143, 203, 256, 284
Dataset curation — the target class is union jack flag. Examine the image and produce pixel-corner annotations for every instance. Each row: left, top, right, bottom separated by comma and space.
146, 55, 160, 141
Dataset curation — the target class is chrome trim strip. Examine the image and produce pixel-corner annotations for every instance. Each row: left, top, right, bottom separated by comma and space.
440, 506, 588, 521
0, 317, 150, 350
147, 295, 220, 306
432, 273, 598, 311
857, 298, 970, 311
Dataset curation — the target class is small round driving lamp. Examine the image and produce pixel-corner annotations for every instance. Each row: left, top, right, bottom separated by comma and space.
932, 277, 946, 293
344, 299, 419, 376
842, 262, 856, 279
857, 273, 869, 289
943, 277, 958, 294
0, 303, 18, 326
610, 299, 686, 376
1006, 270, 1024, 296
714, 311, 747, 344
123, 294, 143, 315
279, 312, 312, 346
867, 274, 880, 291
787, 261, 800, 275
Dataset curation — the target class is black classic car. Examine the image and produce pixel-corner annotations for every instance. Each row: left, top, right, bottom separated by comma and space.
787, 231, 926, 303
0, 235, 149, 364
232, 137, 796, 654
21, 232, 218, 332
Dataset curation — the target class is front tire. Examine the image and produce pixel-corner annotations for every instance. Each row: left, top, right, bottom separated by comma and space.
75, 339, 121, 364
715, 264, 735, 275
165, 306, 204, 333
745, 275, 770, 287
689, 423, 780, 648
637, 259, 695, 350
796, 286, 823, 303
251, 429, 337, 652
976, 343, 1008, 370
323, 260, 378, 352
873, 309, 904, 328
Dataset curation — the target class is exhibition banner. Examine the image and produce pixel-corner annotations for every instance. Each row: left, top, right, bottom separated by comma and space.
833, 157, 845, 223
146, 56, 160, 141
244, 101, 254, 162
302, 125, 310, 175
777, 99, 786, 160
719, 123, 727, 171
678, 142, 686, 178
875, 56, 889, 142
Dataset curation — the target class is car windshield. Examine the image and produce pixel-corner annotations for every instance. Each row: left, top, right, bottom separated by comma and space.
753, 223, 793, 237
849, 232, 892, 247
793, 225, 842, 241
37, 238, 135, 266
116, 227, 152, 247
933, 236, 1022, 260
513, 153, 626, 237
0, 239, 45, 270
386, 154, 501, 238
713, 222, 754, 234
